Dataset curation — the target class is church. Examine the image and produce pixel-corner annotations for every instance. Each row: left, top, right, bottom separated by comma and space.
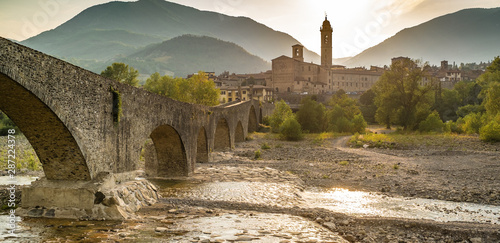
271, 17, 384, 95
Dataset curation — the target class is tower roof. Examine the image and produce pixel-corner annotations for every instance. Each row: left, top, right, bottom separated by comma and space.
321, 16, 332, 31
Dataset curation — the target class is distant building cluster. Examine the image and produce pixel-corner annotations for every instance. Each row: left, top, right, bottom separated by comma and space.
193, 16, 485, 104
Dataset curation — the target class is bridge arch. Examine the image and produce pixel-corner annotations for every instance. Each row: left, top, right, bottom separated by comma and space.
196, 126, 208, 163
0, 72, 91, 180
235, 121, 245, 143
248, 105, 258, 133
214, 118, 230, 150
147, 124, 188, 177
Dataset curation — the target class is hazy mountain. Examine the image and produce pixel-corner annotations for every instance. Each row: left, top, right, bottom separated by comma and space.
21, 0, 319, 64
345, 7, 500, 67
116, 35, 270, 77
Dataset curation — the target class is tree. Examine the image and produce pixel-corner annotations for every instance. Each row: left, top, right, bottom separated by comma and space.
280, 116, 303, 141
419, 111, 445, 133
328, 90, 361, 120
101, 62, 140, 87
269, 100, 293, 133
143, 71, 220, 106
373, 58, 435, 130
189, 72, 220, 106
352, 113, 367, 133
484, 81, 500, 117
359, 89, 377, 124
435, 89, 460, 121
296, 96, 326, 133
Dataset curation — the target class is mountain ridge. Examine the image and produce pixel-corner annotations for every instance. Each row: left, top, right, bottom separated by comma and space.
117, 34, 271, 77
21, 0, 320, 63
344, 7, 500, 67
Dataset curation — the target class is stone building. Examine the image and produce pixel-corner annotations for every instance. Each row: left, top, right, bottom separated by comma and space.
219, 85, 273, 103
271, 17, 384, 95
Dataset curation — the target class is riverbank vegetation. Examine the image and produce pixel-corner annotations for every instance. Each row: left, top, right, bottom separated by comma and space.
362, 57, 500, 142
0, 134, 42, 173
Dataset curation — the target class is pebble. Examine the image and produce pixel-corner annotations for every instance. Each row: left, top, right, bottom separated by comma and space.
235, 236, 257, 241
470, 237, 482, 243
154, 227, 168, 232
323, 222, 336, 230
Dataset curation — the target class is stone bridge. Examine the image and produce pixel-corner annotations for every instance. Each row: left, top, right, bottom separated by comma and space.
0, 38, 273, 219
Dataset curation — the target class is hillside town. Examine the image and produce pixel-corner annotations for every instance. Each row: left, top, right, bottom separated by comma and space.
200, 17, 486, 104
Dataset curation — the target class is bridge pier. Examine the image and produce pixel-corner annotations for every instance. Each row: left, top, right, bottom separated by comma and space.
18, 171, 159, 220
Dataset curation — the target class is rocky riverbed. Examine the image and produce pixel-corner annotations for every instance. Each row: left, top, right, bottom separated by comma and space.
2, 134, 500, 242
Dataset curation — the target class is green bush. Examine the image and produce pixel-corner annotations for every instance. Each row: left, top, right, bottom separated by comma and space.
254, 149, 262, 160
445, 120, 461, 133
335, 116, 353, 133
463, 113, 483, 134
270, 100, 293, 133
418, 111, 445, 133
262, 116, 271, 126
479, 119, 500, 142
260, 143, 271, 150
296, 97, 326, 133
351, 114, 367, 133
279, 116, 303, 141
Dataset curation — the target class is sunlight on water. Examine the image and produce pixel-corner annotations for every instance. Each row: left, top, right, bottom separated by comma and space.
304, 188, 500, 224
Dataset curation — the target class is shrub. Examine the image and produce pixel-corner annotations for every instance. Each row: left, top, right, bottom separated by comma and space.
463, 113, 483, 134
418, 111, 445, 133
479, 119, 500, 142
351, 114, 367, 134
262, 116, 271, 126
270, 100, 293, 133
260, 143, 271, 150
313, 132, 333, 145
254, 149, 262, 159
339, 161, 349, 166
279, 116, 303, 141
296, 97, 327, 133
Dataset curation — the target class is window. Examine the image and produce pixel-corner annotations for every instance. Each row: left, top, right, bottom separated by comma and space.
243, 91, 246, 94
308, 66, 311, 71
228, 98, 232, 102
221, 91, 226, 95
308, 77, 311, 82
342, 76, 345, 80
297, 81, 300, 85
228, 91, 232, 96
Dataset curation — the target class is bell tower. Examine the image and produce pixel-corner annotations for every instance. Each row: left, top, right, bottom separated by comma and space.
320, 15, 333, 68
292, 44, 304, 62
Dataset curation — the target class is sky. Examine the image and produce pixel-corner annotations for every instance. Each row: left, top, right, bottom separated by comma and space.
1, 0, 499, 58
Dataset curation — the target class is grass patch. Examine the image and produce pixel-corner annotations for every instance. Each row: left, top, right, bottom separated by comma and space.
349, 132, 478, 150
338, 160, 349, 166
260, 142, 271, 150
254, 149, 262, 160
311, 132, 334, 145
349, 133, 395, 148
